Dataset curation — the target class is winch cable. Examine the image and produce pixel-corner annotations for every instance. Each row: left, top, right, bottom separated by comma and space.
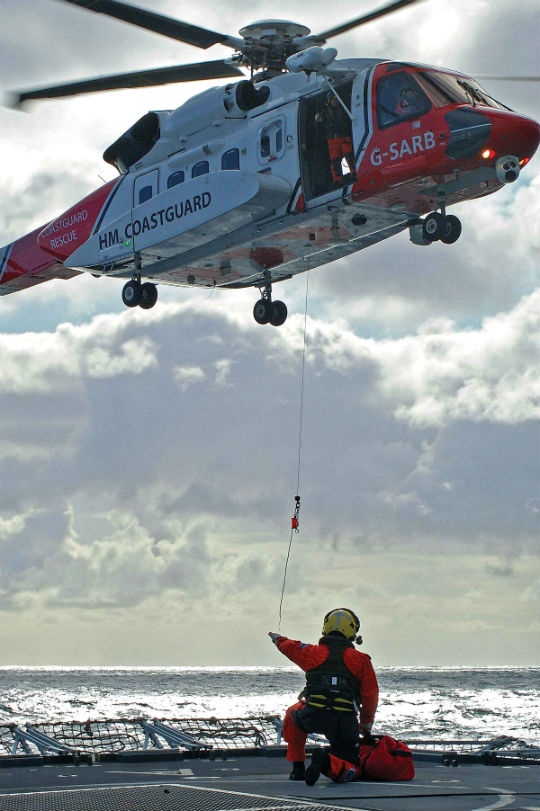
278, 271, 310, 631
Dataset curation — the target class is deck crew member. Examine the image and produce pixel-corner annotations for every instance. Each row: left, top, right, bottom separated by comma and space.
268, 608, 378, 782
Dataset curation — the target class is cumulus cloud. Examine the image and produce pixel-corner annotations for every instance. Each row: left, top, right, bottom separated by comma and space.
0, 293, 536, 623
375, 291, 540, 427
0, 324, 157, 395
173, 365, 206, 391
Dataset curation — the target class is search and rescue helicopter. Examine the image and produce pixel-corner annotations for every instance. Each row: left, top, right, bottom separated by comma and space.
1, 0, 539, 325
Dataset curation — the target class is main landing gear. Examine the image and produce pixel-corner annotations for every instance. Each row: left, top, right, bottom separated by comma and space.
422, 200, 462, 245
122, 276, 158, 310
253, 271, 288, 327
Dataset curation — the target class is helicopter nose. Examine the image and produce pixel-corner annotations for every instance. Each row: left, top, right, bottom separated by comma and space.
516, 115, 540, 161
488, 112, 540, 166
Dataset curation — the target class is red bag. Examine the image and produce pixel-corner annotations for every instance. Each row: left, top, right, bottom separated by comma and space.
358, 735, 414, 781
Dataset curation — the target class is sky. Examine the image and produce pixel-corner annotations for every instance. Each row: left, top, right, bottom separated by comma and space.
0, 0, 538, 668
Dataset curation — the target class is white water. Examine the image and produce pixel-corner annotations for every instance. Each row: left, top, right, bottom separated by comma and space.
0, 666, 538, 744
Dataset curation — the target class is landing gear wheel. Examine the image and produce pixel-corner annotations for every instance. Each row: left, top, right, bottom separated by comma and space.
422, 211, 446, 242
440, 214, 462, 245
253, 298, 271, 325
269, 300, 288, 327
139, 282, 158, 309
122, 279, 142, 307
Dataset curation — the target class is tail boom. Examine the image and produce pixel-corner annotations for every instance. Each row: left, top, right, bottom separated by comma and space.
0, 178, 120, 296
0, 229, 80, 296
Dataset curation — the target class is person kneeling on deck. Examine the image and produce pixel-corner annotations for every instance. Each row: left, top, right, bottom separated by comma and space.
268, 608, 378, 782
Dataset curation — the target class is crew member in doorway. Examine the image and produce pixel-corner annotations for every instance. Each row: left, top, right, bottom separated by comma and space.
268, 608, 378, 783
315, 92, 356, 183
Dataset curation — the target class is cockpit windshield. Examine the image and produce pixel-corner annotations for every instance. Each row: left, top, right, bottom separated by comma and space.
416, 71, 511, 111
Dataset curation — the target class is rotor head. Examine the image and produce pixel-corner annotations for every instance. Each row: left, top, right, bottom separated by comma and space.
235, 20, 312, 73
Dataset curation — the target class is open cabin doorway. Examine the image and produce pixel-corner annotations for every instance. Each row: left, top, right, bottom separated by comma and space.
298, 81, 355, 201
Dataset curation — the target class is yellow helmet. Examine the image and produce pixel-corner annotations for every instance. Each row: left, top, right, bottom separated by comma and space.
322, 608, 360, 640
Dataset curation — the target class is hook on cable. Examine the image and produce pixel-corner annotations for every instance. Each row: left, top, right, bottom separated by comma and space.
291, 495, 301, 532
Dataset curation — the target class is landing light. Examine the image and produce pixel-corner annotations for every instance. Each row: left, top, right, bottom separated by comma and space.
481, 148, 496, 159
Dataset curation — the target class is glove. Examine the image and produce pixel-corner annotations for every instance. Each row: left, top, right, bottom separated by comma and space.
361, 728, 376, 746
268, 632, 282, 644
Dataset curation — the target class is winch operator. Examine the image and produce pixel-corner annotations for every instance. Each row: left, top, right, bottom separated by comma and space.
315, 92, 356, 183
269, 608, 379, 781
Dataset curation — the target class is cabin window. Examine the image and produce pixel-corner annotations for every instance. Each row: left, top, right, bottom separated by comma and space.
134, 169, 159, 207
167, 170, 185, 188
377, 72, 431, 128
259, 120, 284, 162
222, 148, 240, 170
261, 135, 271, 158
192, 161, 209, 177
138, 185, 153, 204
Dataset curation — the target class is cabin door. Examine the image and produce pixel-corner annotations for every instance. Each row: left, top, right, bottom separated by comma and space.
298, 81, 354, 201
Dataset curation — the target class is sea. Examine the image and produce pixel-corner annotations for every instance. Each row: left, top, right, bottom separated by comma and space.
0, 666, 538, 745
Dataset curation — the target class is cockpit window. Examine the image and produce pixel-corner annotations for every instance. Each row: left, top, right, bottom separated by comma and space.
418, 71, 511, 111
377, 72, 431, 128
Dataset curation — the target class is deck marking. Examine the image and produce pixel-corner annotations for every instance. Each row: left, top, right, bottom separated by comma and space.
106, 768, 194, 776
473, 791, 516, 811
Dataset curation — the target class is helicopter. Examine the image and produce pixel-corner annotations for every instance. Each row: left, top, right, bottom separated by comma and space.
1, 0, 539, 326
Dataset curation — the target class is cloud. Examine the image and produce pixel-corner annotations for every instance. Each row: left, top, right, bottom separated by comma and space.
0, 292, 536, 621
173, 364, 206, 391
375, 291, 540, 427
0, 317, 158, 394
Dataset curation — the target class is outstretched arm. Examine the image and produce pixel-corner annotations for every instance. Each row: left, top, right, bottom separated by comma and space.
268, 633, 328, 671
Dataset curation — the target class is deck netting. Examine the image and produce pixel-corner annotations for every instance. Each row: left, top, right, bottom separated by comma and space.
1, 719, 538, 762
0, 716, 280, 756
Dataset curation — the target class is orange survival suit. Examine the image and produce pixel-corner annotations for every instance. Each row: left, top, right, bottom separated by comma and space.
322, 95, 356, 183
274, 633, 379, 765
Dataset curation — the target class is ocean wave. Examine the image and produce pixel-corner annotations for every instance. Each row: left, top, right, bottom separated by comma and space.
0, 667, 537, 744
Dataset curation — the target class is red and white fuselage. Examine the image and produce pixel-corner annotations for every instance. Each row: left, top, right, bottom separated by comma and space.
1, 59, 538, 303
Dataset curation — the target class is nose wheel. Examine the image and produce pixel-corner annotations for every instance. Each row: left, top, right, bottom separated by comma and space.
440, 214, 462, 245
422, 206, 462, 245
253, 271, 288, 326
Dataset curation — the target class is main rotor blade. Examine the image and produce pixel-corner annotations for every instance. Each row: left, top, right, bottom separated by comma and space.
475, 75, 540, 82
11, 60, 244, 105
58, 0, 244, 50
311, 0, 424, 42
